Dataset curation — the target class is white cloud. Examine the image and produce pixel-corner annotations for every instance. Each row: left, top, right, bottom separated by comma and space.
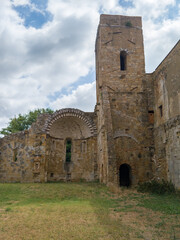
126, 0, 175, 19
0, 0, 179, 131
143, 16, 180, 72
50, 82, 96, 112
11, 0, 30, 6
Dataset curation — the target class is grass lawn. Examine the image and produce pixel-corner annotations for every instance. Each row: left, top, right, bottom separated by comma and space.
0, 182, 179, 240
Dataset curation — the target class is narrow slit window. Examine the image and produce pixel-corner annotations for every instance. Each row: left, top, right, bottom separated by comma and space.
120, 51, 127, 71
148, 110, 154, 124
159, 105, 163, 117
66, 139, 72, 162
13, 148, 18, 162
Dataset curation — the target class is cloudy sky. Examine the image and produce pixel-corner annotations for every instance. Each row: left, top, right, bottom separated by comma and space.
0, 0, 179, 131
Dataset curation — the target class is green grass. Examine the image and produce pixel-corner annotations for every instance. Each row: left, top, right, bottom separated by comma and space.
138, 193, 180, 214
0, 183, 179, 240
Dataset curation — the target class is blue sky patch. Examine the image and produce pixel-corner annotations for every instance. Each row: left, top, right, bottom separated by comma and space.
12, 0, 52, 29
119, 0, 133, 8
167, 2, 179, 20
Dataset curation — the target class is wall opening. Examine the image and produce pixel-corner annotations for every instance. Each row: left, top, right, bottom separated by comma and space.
66, 139, 72, 162
13, 148, 18, 162
148, 110, 154, 124
101, 164, 104, 179
120, 51, 127, 71
119, 164, 131, 187
159, 105, 163, 117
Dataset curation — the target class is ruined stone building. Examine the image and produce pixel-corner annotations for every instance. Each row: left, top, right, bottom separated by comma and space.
0, 14, 180, 189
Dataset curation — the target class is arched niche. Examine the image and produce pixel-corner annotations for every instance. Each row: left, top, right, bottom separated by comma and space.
44, 108, 97, 139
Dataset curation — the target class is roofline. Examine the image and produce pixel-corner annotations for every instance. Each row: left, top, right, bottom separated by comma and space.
153, 39, 180, 73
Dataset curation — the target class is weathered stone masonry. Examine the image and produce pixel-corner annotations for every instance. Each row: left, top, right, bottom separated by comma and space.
152, 41, 180, 187
0, 109, 98, 183
0, 14, 179, 188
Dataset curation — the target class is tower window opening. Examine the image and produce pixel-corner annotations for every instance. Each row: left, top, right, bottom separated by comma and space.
66, 139, 72, 162
159, 105, 163, 117
120, 51, 127, 71
148, 110, 154, 124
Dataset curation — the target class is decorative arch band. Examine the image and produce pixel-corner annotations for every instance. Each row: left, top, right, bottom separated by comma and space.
44, 108, 97, 136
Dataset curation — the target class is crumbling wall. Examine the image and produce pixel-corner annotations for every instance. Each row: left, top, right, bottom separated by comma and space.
153, 41, 180, 188
45, 136, 97, 182
0, 110, 98, 183
0, 114, 50, 182
0, 131, 46, 182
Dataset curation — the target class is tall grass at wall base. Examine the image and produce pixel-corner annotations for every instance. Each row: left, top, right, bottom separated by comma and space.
137, 179, 178, 195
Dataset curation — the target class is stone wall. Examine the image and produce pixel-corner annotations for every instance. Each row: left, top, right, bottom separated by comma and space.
45, 136, 97, 182
45, 108, 98, 182
0, 109, 98, 183
152, 41, 180, 187
0, 131, 47, 183
95, 14, 153, 187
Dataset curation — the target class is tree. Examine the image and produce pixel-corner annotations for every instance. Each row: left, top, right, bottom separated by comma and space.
0, 108, 54, 136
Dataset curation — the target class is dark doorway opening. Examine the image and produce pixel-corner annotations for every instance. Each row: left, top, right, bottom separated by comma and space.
119, 164, 131, 187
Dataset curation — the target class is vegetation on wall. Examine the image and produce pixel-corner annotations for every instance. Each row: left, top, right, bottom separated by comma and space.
0, 108, 54, 136
125, 21, 133, 27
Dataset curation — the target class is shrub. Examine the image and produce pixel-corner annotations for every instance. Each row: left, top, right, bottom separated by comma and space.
125, 21, 132, 27
137, 179, 176, 195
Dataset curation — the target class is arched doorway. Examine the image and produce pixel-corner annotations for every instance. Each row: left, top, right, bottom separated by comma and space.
119, 164, 131, 187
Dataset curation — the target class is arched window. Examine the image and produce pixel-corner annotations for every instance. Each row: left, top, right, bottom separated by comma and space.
119, 164, 131, 187
120, 51, 127, 71
66, 139, 72, 162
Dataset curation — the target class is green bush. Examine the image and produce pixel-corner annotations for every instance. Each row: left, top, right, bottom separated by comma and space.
125, 21, 132, 27
0, 108, 54, 136
137, 179, 176, 195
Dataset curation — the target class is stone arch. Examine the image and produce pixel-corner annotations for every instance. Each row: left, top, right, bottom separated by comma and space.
44, 108, 97, 138
114, 131, 139, 143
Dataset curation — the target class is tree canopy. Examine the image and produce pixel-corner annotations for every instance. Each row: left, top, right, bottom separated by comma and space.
0, 108, 54, 136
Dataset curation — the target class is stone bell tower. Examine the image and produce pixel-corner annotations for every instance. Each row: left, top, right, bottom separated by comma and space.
95, 14, 153, 187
